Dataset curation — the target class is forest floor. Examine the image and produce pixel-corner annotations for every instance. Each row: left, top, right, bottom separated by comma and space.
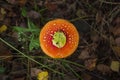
0, 0, 120, 80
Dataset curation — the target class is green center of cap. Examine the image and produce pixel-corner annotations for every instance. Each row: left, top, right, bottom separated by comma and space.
52, 31, 66, 48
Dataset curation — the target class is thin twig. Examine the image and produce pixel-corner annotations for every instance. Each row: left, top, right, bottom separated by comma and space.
99, 0, 120, 5
0, 38, 64, 76
59, 59, 107, 80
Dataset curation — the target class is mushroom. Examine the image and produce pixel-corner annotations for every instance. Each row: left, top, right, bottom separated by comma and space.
40, 19, 79, 58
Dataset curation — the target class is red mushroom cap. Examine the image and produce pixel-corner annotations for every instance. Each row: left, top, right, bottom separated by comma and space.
40, 19, 79, 58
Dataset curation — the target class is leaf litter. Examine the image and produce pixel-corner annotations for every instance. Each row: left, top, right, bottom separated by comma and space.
0, 0, 120, 80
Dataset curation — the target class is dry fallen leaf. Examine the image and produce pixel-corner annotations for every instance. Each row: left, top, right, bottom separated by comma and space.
84, 58, 97, 71
76, 9, 86, 18
45, 1, 58, 11
0, 74, 8, 80
14, 77, 25, 80
112, 25, 120, 36
110, 61, 120, 72
8, 11, 17, 17
6, 0, 17, 4
27, 10, 40, 19
97, 64, 111, 74
0, 42, 13, 61
1, 8, 6, 15
37, 1, 43, 6
78, 48, 90, 60
110, 36, 120, 57
112, 46, 120, 57
81, 73, 92, 80
96, 11, 103, 23
0, 13, 4, 21
0, 50, 13, 61
3, 18, 11, 26
115, 37, 120, 46
0, 25, 7, 33
90, 31, 99, 42
38, 71, 48, 80
7, 0, 26, 5
31, 68, 42, 77
112, 17, 120, 26
64, 72, 79, 80
0, 8, 6, 21
18, 0, 27, 6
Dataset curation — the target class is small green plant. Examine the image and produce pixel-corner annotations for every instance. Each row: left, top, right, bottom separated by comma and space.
0, 66, 5, 74
21, 7, 27, 17
13, 19, 40, 51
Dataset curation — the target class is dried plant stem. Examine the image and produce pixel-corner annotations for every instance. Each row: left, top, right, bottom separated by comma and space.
0, 38, 64, 76
99, 0, 120, 5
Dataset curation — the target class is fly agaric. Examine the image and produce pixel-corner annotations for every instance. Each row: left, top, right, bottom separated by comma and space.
40, 19, 79, 58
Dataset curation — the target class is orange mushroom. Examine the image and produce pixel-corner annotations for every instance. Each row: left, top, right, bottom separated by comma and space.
40, 19, 79, 58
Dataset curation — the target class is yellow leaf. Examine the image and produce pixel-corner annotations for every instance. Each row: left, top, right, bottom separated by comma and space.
0, 25, 7, 33
112, 46, 120, 57
38, 71, 48, 80
1, 8, 6, 15
110, 61, 120, 72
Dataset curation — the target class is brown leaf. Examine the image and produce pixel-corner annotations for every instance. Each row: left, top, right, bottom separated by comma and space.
112, 46, 120, 57
113, 17, 120, 26
96, 11, 103, 23
90, 31, 99, 42
97, 64, 111, 74
11, 32, 19, 41
37, 1, 43, 6
31, 68, 42, 77
78, 48, 90, 60
10, 70, 26, 78
115, 37, 120, 46
18, 0, 27, 6
81, 73, 92, 80
45, 1, 58, 11
76, 9, 86, 18
0, 13, 4, 21
7, 0, 26, 5
84, 58, 97, 71
112, 25, 120, 36
110, 36, 115, 45
27, 10, 40, 19
64, 72, 79, 80
14, 77, 25, 80
8, 11, 17, 17
3, 18, 11, 26
11, 62, 25, 72
0, 42, 13, 61
0, 74, 8, 80
7, 0, 17, 4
